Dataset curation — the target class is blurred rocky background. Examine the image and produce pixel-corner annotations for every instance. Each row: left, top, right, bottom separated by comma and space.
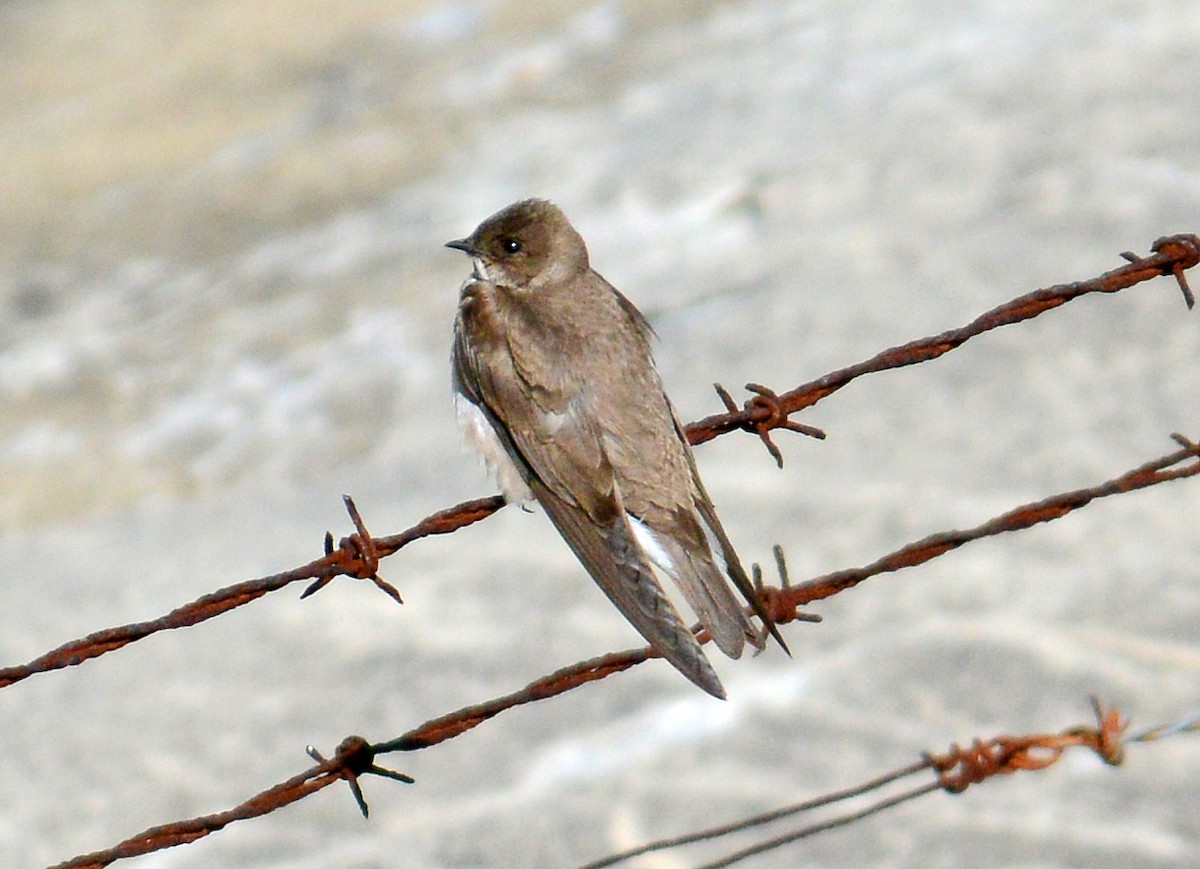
1, 1, 1197, 866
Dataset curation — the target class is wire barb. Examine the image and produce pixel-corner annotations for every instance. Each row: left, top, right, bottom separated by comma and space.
302, 496, 404, 603
1170, 431, 1199, 453
307, 736, 415, 819
579, 698, 1151, 869
927, 698, 1127, 794
1120, 233, 1199, 309
752, 544, 821, 628
713, 382, 826, 468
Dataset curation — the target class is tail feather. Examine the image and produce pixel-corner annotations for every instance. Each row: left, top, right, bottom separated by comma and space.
628, 514, 750, 659
531, 478, 727, 698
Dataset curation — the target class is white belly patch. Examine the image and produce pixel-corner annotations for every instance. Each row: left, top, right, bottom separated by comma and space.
455, 393, 534, 506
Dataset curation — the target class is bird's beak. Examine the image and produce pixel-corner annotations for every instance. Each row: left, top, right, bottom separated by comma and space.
445, 238, 476, 255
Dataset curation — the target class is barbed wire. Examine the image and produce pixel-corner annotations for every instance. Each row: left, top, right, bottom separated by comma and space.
372, 433, 1198, 751
4, 234, 1193, 866
578, 698, 1200, 869
3, 234, 1195, 694
773, 431, 1200, 614
690, 233, 1197, 458
52, 736, 413, 869
51, 693, 1200, 869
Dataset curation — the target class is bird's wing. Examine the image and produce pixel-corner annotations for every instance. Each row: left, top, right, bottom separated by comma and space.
674, 414, 791, 656
453, 318, 726, 697
583, 314, 785, 660
530, 473, 726, 698
628, 507, 754, 660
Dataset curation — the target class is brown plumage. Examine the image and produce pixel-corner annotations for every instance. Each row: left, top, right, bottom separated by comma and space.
448, 198, 785, 698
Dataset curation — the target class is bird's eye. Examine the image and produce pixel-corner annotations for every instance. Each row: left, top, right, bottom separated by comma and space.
501, 238, 522, 254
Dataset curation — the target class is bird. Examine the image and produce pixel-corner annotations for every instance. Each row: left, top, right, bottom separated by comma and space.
447, 198, 785, 698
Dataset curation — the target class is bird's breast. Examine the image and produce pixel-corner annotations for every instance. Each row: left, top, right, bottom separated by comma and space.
456, 280, 508, 352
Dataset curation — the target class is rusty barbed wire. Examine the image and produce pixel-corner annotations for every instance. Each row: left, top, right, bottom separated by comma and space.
0, 494, 502, 690
66, 694, 1150, 869
926, 697, 1128, 792
9, 235, 1195, 867
1, 236, 1194, 693
687, 233, 1198, 458
41, 443, 1198, 869
579, 699, 1155, 869
50, 736, 414, 869
369, 434, 1197, 749
768, 431, 1200, 619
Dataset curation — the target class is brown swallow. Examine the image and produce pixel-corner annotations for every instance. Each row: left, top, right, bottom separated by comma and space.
448, 198, 785, 698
